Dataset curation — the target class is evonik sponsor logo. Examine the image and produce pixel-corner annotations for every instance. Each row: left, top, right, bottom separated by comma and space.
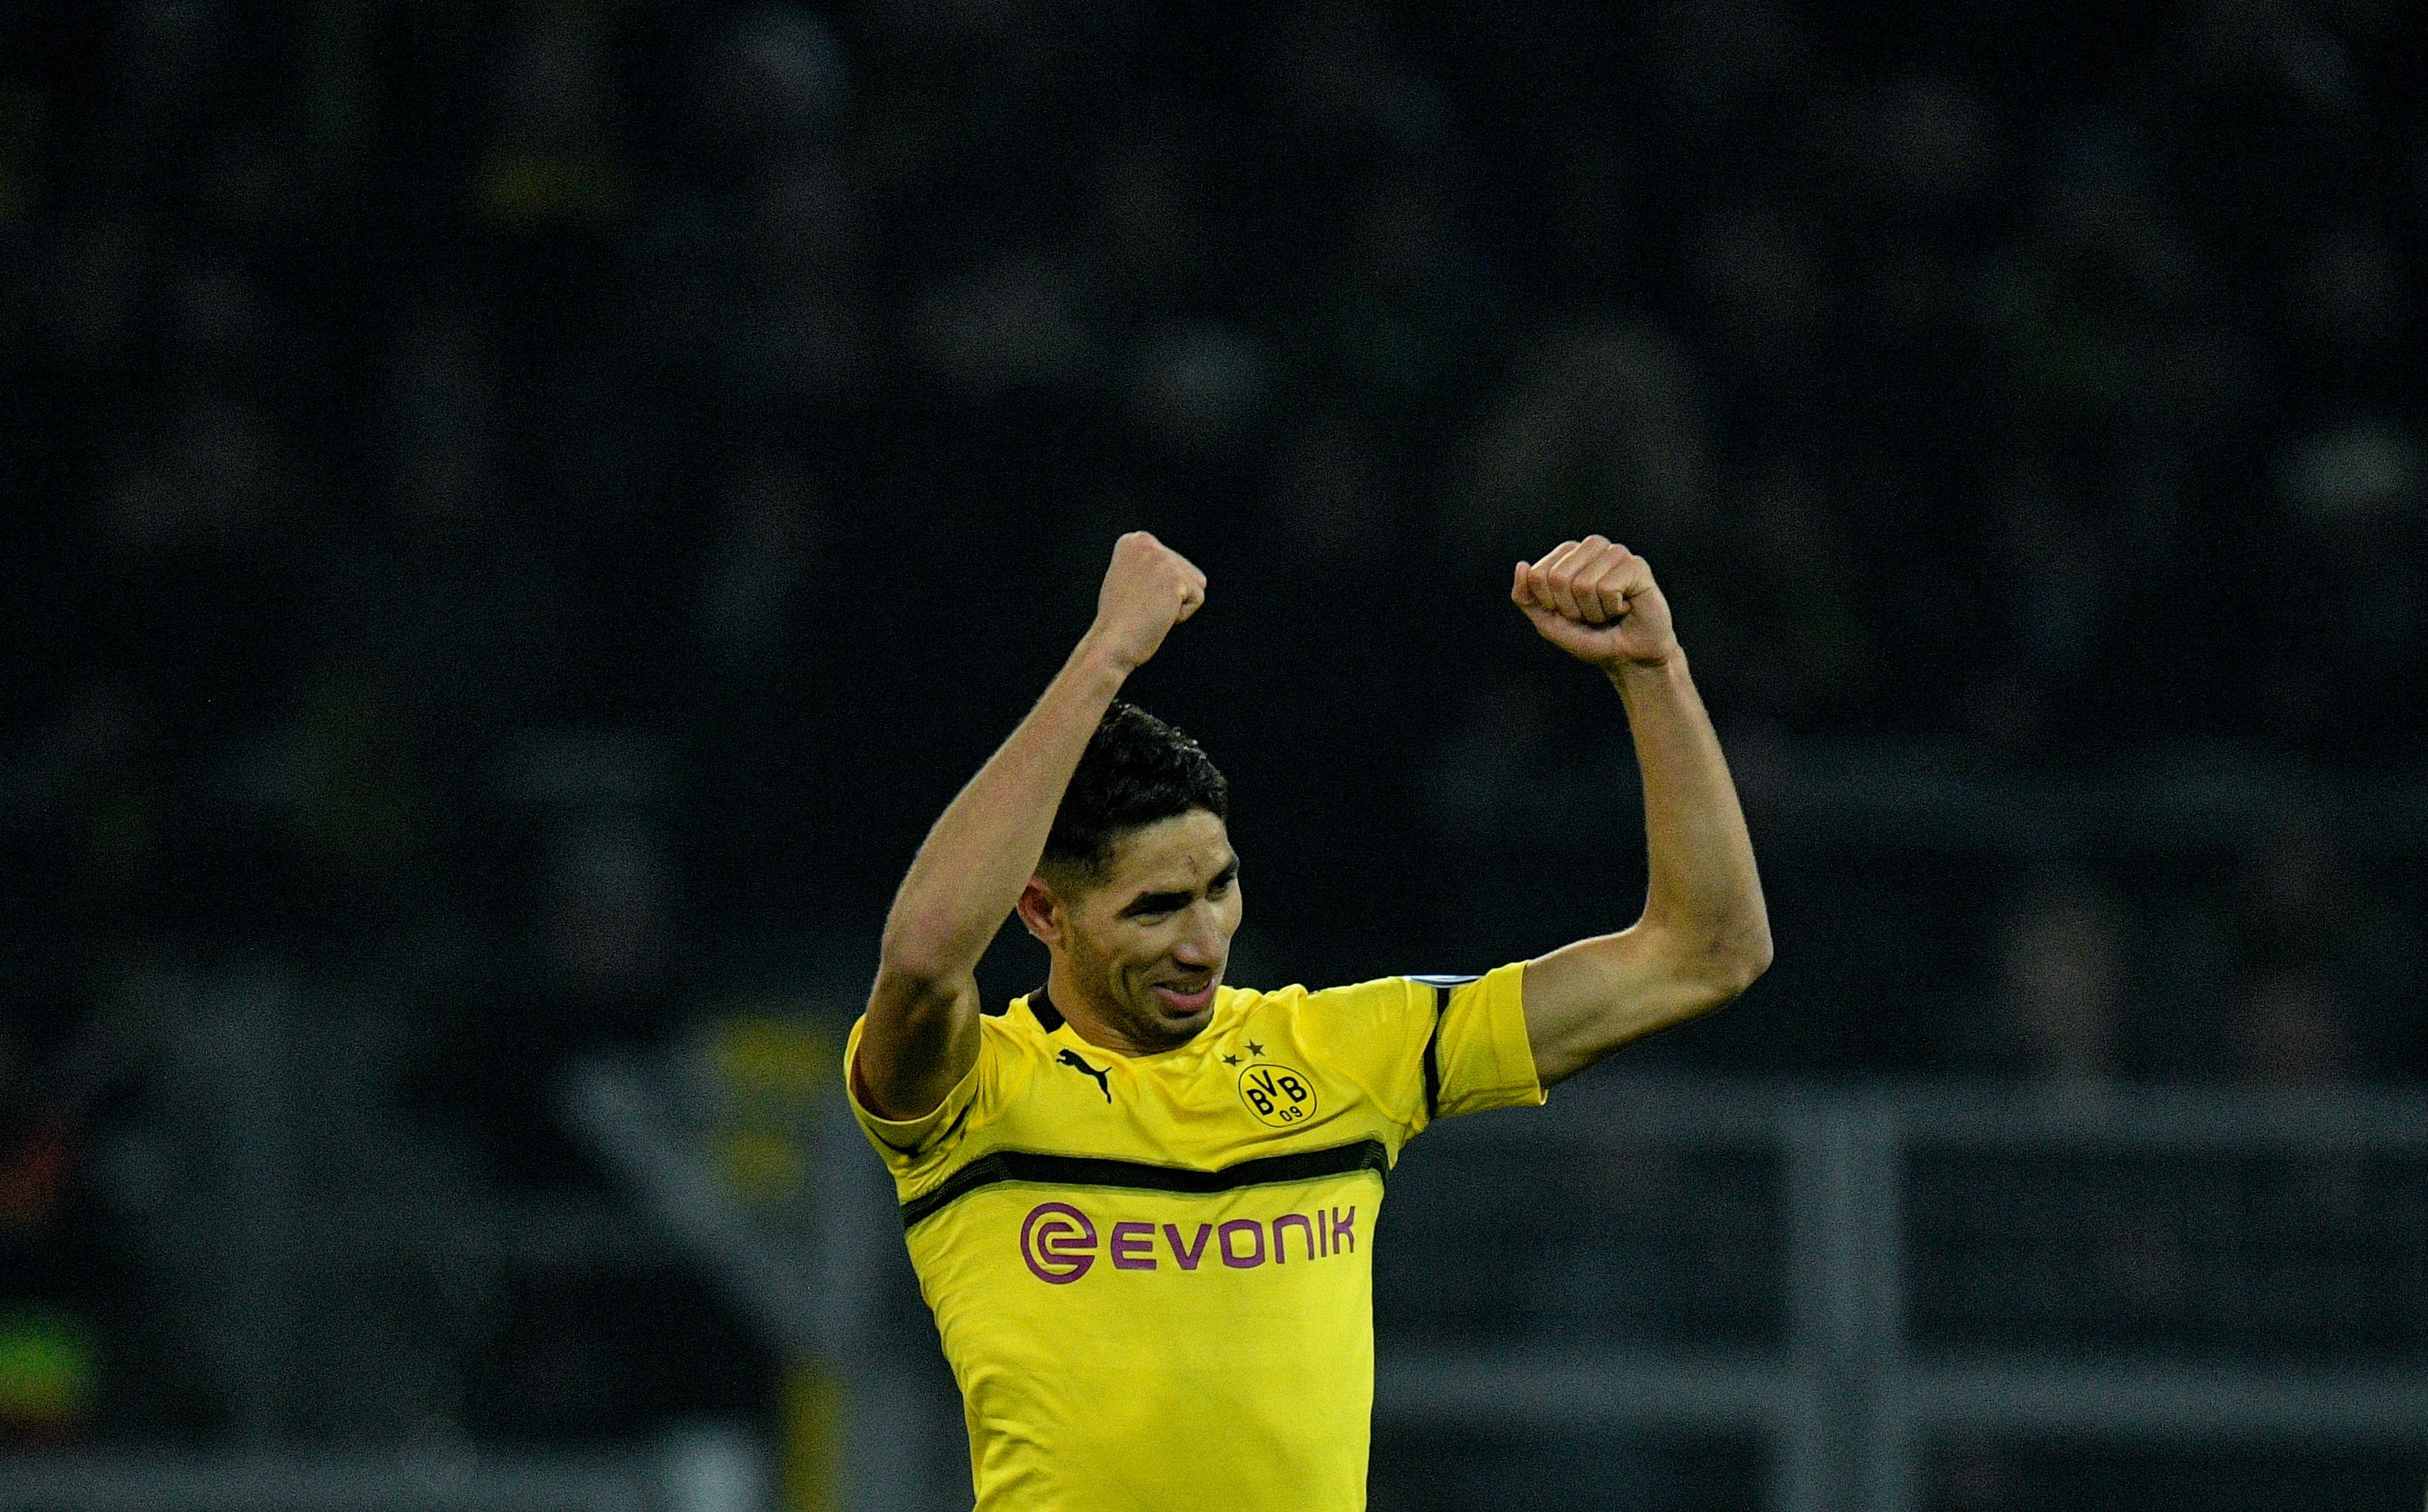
1019, 1200, 1359, 1284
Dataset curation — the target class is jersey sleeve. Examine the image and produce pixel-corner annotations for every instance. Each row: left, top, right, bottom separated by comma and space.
1301, 961, 1544, 1132
844, 1012, 989, 1180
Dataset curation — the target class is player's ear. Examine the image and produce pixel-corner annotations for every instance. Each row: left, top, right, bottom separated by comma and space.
1014, 877, 1065, 948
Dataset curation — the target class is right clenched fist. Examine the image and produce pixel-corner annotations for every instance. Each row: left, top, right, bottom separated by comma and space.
1091, 531, 1207, 673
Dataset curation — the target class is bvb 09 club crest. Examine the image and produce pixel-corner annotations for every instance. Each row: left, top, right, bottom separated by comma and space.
1237, 1063, 1317, 1127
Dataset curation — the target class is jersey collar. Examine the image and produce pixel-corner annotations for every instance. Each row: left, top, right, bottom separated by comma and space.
1022, 984, 1240, 1059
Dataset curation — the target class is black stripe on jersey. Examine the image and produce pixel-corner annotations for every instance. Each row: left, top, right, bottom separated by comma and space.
1406, 976, 1476, 1122
1422, 983, 1447, 1120
900, 1138, 1389, 1231
1027, 987, 1065, 1032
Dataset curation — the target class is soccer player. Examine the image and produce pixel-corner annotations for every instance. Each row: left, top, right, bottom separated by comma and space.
848, 531, 1770, 1509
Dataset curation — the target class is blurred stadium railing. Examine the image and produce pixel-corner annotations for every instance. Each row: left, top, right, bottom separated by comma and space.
571, 1053, 2428, 1512
0, 1446, 663, 1511
1376, 1078, 2428, 1512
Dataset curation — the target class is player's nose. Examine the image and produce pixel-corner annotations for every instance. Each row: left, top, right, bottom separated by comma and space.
1170, 913, 1225, 968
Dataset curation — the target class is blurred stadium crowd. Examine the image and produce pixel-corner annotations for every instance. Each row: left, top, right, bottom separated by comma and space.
1, 0, 2424, 1458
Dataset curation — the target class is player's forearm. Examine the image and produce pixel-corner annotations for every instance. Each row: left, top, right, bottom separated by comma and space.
877, 632, 1131, 986
1610, 650, 1771, 985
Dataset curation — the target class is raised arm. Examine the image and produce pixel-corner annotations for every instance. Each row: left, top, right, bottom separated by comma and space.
855, 533, 1208, 1119
1510, 536, 1772, 1086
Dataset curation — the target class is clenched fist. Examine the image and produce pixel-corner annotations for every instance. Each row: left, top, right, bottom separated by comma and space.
1091, 532, 1207, 672
1513, 536, 1678, 668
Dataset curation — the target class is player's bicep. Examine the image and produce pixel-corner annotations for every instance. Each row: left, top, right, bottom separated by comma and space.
854, 966, 983, 1122
1523, 923, 1742, 1085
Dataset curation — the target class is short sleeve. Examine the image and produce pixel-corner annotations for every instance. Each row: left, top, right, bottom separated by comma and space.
1420, 962, 1544, 1119
844, 1012, 984, 1174
1299, 962, 1542, 1133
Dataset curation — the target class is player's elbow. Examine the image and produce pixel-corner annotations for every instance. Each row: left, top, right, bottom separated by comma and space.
1726, 918, 1774, 991
1641, 902, 1772, 999
1687, 915, 1772, 1006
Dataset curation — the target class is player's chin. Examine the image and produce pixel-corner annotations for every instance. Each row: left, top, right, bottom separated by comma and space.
1147, 979, 1220, 1025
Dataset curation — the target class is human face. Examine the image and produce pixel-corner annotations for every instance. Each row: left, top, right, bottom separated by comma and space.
1048, 809, 1241, 1051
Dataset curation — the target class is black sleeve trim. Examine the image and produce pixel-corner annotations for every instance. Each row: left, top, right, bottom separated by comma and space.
1422, 981, 1447, 1121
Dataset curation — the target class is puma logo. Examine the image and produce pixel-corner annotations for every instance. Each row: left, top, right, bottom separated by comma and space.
1056, 1048, 1112, 1102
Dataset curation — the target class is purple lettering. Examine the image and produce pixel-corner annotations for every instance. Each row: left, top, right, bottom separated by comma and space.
1329, 1205, 1357, 1254
1272, 1212, 1317, 1263
1164, 1222, 1213, 1271
1317, 1210, 1327, 1256
1110, 1221, 1156, 1270
1218, 1218, 1266, 1269
1021, 1203, 1098, 1284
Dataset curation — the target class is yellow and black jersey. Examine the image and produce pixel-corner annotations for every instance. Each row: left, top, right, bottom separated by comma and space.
844, 965, 1544, 1511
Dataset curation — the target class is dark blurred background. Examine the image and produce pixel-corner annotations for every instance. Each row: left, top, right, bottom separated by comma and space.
1, 1, 2424, 1509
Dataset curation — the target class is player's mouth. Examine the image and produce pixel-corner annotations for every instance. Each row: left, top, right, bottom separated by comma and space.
1149, 978, 1217, 1014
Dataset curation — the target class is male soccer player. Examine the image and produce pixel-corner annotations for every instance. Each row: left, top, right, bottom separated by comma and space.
848, 531, 1770, 1510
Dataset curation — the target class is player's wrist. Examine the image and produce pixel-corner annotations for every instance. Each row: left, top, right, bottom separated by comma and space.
1605, 644, 1686, 687
1073, 623, 1147, 681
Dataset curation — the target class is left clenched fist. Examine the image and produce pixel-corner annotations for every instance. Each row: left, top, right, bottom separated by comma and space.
1512, 536, 1678, 668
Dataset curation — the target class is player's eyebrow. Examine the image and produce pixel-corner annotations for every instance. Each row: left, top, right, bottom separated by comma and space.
1119, 858, 1238, 918
1120, 890, 1193, 918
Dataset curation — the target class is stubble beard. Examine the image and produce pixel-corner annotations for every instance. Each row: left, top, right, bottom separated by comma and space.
1064, 928, 1205, 1052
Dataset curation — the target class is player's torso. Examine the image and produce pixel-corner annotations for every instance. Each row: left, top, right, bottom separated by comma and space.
904, 986, 1409, 1511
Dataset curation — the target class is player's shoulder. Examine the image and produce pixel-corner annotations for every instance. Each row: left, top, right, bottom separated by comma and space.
968, 994, 1063, 1075
1223, 974, 1432, 1025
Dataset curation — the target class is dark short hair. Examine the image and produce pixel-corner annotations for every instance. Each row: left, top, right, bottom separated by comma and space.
1041, 702, 1228, 882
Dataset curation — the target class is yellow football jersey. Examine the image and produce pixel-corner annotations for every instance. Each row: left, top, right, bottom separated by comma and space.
844, 963, 1544, 1511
